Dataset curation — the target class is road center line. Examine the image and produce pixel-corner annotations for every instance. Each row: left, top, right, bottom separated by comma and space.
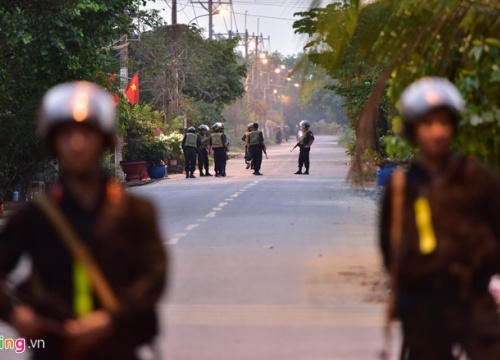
166, 238, 179, 245
185, 224, 199, 231
174, 232, 188, 237
206, 212, 217, 218
218, 202, 228, 207
212, 207, 222, 211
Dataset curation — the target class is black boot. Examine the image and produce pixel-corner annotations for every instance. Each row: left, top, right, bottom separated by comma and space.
294, 169, 302, 174
190, 172, 196, 178
206, 171, 213, 176
303, 169, 309, 175
200, 171, 205, 177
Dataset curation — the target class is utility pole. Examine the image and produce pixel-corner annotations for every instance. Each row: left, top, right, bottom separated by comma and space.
208, 0, 213, 39
172, 0, 177, 24
244, 30, 249, 63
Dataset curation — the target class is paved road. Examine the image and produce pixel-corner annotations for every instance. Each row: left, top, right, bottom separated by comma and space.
133, 135, 397, 360
0, 135, 400, 359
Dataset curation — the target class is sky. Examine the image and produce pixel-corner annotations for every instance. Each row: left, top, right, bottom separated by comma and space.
145, 0, 327, 57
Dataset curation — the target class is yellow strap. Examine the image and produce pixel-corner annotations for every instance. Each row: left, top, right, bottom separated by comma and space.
73, 260, 93, 317
34, 194, 119, 313
414, 196, 437, 254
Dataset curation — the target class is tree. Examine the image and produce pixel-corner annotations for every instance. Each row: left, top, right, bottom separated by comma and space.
128, 24, 246, 126
294, 0, 500, 178
0, 0, 145, 199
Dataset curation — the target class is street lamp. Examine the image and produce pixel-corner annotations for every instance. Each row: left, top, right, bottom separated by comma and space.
188, 8, 226, 39
187, 9, 221, 26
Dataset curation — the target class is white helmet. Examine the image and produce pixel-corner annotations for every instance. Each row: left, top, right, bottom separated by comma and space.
299, 120, 310, 128
399, 77, 464, 138
38, 81, 116, 140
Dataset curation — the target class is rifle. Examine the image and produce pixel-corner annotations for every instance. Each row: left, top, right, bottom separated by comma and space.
263, 147, 268, 159
290, 143, 299, 152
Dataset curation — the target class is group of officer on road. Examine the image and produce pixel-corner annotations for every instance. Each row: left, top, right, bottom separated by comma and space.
183, 120, 316, 178
240, 120, 315, 176
181, 122, 228, 178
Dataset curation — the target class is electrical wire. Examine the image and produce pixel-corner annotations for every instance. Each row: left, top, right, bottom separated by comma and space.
163, 0, 192, 12
189, 4, 295, 21
234, 11, 294, 21
178, 0, 190, 12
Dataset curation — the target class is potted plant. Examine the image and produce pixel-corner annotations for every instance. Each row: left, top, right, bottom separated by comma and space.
142, 131, 170, 179
164, 131, 184, 172
119, 105, 164, 181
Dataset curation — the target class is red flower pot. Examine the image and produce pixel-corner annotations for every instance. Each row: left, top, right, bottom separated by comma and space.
120, 161, 147, 182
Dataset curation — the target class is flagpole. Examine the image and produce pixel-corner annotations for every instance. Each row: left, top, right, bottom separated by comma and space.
119, 34, 128, 92
117, 33, 129, 176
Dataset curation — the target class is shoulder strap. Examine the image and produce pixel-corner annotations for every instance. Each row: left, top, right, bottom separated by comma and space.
387, 169, 406, 317
34, 194, 119, 313
381, 168, 406, 360
389, 169, 406, 277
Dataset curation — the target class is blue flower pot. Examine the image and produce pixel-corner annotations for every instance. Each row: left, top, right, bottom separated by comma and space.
377, 163, 397, 187
147, 165, 166, 179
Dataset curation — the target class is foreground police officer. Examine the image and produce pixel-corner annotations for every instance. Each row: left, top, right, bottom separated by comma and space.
247, 122, 266, 176
0, 81, 167, 359
197, 125, 212, 176
182, 126, 201, 179
380, 77, 500, 360
294, 120, 314, 175
210, 123, 228, 177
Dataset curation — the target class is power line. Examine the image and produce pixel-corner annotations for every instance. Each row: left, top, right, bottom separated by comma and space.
189, 4, 296, 21
234, 12, 295, 21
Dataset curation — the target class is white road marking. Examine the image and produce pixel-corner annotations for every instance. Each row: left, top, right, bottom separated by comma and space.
185, 224, 199, 231
168, 181, 261, 246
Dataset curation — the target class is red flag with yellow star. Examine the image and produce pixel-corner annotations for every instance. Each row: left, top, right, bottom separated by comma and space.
125, 72, 139, 105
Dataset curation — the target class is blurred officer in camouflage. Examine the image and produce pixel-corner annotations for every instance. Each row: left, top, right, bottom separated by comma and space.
182, 126, 201, 179
0, 81, 167, 359
380, 77, 500, 360
241, 123, 254, 170
294, 120, 314, 175
247, 122, 265, 176
197, 125, 212, 176
210, 122, 228, 177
